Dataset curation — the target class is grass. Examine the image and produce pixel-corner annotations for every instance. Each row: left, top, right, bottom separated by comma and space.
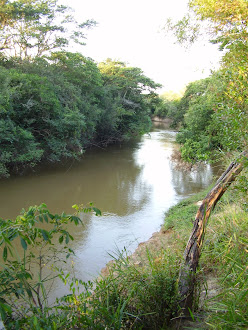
201, 205, 248, 329
61, 247, 182, 329
162, 183, 248, 329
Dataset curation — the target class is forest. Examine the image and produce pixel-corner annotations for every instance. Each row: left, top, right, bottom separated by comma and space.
159, 0, 247, 164
0, 0, 247, 329
0, 0, 161, 178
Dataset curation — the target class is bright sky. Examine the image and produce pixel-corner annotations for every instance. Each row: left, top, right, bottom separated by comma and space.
61, 0, 222, 93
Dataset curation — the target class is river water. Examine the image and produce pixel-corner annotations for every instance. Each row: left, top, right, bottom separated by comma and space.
0, 125, 219, 297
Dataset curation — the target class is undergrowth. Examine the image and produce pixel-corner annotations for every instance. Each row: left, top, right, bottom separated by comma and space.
66, 249, 181, 329
202, 205, 248, 329
163, 181, 248, 329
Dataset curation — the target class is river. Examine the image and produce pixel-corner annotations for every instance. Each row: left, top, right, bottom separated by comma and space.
0, 124, 219, 298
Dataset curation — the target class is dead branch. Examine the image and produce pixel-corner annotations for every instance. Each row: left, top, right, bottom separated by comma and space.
179, 151, 248, 313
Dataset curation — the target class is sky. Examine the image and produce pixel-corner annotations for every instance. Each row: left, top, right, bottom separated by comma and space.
61, 0, 222, 93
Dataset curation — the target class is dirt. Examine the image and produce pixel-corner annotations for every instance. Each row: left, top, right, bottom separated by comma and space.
101, 227, 173, 277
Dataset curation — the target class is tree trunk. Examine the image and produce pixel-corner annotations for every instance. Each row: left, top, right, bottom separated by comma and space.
179, 151, 248, 314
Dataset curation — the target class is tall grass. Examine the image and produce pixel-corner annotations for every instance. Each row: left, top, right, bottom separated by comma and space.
163, 182, 248, 329
202, 205, 248, 329
63, 248, 181, 329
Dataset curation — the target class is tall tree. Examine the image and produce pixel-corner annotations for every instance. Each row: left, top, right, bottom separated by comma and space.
0, 0, 96, 59
166, 0, 248, 157
98, 59, 161, 139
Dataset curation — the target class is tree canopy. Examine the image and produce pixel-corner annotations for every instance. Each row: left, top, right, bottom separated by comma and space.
0, 0, 163, 178
0, 0, 96, 58
165, 0, 248, 163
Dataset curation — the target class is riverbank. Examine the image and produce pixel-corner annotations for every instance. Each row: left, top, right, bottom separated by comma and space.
1, 181, 247, 329
152, 116, 173, 129
99, 184, 248, 329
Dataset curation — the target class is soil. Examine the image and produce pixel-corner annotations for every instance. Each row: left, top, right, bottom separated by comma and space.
101, 227, 173, 277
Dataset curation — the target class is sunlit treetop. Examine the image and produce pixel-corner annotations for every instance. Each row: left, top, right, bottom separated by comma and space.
166, 0, 248, 52
0, 0, 96, 59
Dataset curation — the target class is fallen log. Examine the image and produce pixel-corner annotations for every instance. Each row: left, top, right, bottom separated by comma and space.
179, 151, 248, 313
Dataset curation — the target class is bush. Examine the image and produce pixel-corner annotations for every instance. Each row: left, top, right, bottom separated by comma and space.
0, 203, 101, 328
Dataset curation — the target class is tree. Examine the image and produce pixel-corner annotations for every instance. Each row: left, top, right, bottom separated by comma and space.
166, 0, 248, 159
0, 54, 163, 177
0, 0, 96, 59
166, 0, 248, 52
98, 59, 161, 140
179, 151, 248, 313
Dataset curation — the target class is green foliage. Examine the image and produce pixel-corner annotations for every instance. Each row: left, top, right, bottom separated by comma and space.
166, 78, 215, 130
164, 183, 248, 329
97, 59, 160, 141
0, 0, 96, 59
212, 66, 248, 154
170, 67, 248, 163
0, 203, 101, 328
173, 76, 222, 162
154, 97, 180, 122
0, 4, 162, 178
164, 186, 211, 233
165, 0, 248, 167
0, 54, 161, 177
56, 249, 180, 329
0, 62, 87, 176
0, 118, 43, 177
0, 202, 179, 329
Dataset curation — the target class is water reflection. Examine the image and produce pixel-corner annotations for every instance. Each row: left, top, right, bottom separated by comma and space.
0, 141, 149, 219
171, 163, 214, 196
0, 126, 219, 298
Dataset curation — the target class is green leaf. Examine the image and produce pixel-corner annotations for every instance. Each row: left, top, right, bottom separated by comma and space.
65, 233, 69, 244
70, 215, 81, 225
33, 316, 38, 326
40, 229, 49, 241
59, 235, 64, 244
20, 237, 27, 250
3, 246, 7, 261
0, 302, 12, 314
43, 214, 49, 223
2, 234, 11, 245
48, 213, 55, 220
93, 207, 101, 216
40, 203, 47, 209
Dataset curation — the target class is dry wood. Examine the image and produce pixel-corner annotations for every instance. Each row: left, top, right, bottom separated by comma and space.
179, 151, 248, 313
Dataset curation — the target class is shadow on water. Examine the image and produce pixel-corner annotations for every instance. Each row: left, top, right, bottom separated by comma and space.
0, 139, 149, 219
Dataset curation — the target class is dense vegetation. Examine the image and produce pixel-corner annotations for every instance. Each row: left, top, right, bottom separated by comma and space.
160, 0, 248, 165
0, 0, 161, 178
0, 0, 248, 329
162, 70, 248, 163
0, 55, 160, 178
164, 186, 248, 329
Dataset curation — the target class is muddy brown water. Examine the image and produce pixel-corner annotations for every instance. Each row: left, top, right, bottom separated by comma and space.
0, 124, 221, 299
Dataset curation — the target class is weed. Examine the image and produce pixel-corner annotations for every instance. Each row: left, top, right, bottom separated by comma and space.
202, 207, 248, 329
63, 248, 181, 329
